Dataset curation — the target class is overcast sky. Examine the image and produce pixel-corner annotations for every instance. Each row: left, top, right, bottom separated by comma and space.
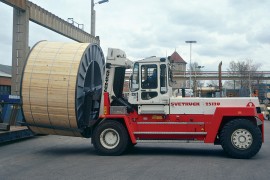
1, 0, 270, 71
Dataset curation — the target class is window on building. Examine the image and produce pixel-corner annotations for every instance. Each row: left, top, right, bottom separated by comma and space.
0, 85, 11, 95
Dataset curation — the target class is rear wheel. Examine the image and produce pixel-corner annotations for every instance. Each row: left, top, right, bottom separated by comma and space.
220, 119, 262, 159
92, 121, 128, 155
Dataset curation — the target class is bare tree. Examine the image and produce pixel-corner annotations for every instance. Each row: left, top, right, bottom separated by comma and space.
191, 62, 204, 96
226, 59, 262, 89
207, 80, 219, 88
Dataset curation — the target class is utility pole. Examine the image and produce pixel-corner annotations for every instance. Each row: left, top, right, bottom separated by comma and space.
185, 41, 197, 92
91, 0, 109, 36
218, 61, 222, 97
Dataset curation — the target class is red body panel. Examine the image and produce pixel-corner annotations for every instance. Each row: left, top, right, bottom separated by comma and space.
100, 94, 264, 144
204, 107, 261, 143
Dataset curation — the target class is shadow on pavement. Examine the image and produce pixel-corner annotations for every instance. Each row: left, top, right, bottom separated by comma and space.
36, 143, 227, 158
126, 145, 227, 158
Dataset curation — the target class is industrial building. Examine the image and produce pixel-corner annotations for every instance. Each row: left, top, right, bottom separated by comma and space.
0, 64, 11, 95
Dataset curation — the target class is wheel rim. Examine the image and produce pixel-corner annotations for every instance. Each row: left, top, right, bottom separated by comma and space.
100, 128, 120, 149
231, 129, 253, 150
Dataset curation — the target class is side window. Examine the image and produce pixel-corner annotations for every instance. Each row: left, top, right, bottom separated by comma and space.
141, 65, 157, 89
130, 63, 139, 92
168, 65, 173, 87
160, 64, 167, 94
141, 92, 158, 100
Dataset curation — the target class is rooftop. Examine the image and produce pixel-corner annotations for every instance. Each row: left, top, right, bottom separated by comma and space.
170, 51, 187, 64
0, 64, 12, 76
0, 71, 11, 77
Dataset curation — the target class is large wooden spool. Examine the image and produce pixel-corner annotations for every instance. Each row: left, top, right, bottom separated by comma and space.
21, 41, 105, 137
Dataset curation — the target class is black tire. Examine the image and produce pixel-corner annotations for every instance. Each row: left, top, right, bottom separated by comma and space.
220, 119, 262, 159
92, 121, 128, 155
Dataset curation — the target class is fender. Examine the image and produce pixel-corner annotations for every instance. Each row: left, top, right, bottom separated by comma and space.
100, 92, 137, 143
204, 107, 260, 143
99, 114, 137, 144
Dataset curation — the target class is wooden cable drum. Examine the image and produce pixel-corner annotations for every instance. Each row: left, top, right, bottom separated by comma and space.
21, 41, 105, 137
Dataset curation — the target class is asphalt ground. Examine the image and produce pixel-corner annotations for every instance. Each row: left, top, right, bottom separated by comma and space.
0, 120, 269, 180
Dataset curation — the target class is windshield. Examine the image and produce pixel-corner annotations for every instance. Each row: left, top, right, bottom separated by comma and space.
130, 63, 139, 92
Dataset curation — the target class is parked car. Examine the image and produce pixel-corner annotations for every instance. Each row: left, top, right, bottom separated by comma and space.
267, 107, 270, 120
260, 104, 269, 120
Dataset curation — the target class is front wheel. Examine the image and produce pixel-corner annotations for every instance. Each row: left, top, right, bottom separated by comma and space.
92, 121, 128, 155
220, 119, 262, 159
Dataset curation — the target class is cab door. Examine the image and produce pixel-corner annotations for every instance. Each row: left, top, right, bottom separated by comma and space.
138, 63, 169, 114
128, 62, 169, 107
140, 64, 159, 103
139, 63, 169, 104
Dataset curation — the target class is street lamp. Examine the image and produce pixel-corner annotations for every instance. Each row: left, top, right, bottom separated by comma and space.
91, 0, 109, 36
195, 65, 204, 97
185, 41, 197, 90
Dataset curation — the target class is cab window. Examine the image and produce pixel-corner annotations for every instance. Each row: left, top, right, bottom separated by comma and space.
130, 63, 139, 92
141, 65, 157, 89
160, 64, 167, 94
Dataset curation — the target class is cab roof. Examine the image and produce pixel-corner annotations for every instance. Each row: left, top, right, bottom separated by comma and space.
136, 56, 168, 63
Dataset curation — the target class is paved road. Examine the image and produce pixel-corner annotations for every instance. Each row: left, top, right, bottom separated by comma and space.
0, 121, 269, 180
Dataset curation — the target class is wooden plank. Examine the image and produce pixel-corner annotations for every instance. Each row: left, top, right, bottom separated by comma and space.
29, 93, 48, 99
23, 73, 50, 80
48, 109, 69, 116
68, 108, 76, 114
30, 127, 56, 135
67, 100, 76, 107
49, 115, 70, 127
29, 106, 48, 114
23, 112, 35, 124
69, 116, 78, 128
47, 106, 68, 113
28, 98, 48, 105
28, 126, 40, 133
29, 81, 49, 88
31, 113, 50, 124
22, 104, 31, 112
48, 81, 70, 88
47, 97, 69, 103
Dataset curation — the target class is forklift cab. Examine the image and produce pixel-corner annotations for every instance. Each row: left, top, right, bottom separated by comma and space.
128, 57, 172, 114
